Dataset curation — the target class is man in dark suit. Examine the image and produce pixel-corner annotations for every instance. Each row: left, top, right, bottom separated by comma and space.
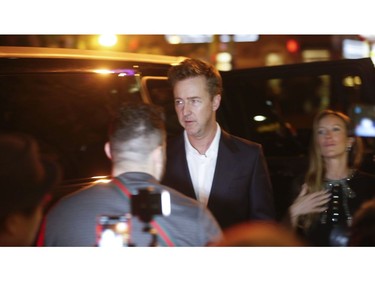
161, 58, 275, 230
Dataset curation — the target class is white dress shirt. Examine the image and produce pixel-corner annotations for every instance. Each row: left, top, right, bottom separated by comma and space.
184, 123, 221, 206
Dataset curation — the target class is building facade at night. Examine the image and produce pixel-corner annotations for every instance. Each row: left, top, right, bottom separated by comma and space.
0, 34, 372, 70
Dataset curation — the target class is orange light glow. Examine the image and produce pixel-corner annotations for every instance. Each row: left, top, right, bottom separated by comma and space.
286, 39, 299, 53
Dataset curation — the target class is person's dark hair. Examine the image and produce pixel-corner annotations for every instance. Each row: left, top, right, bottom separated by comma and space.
108, 102, 166, 163
167, 58, 222, 99
348, 198, 375, 246
0, 205, 42, 233
0, 133, 60, 232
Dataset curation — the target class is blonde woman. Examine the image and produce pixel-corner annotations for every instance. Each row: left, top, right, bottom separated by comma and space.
289, 109, 375, 246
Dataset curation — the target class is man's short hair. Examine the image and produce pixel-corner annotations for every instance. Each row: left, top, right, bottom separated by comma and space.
167, 58, 222, 99
108, 102, 166, 162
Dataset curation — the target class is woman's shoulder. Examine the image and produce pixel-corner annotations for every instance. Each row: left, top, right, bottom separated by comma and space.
350, 170, 375, 195
353, 170, 375, 181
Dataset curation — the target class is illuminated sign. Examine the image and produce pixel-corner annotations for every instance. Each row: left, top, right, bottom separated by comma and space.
165, 35, 259, 44
343, 39, 369, 59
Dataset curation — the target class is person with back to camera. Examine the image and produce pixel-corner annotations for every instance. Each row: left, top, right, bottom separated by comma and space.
37, 102, 222, 246
0, 133, 61, 246
161, 58, 275, 230
287, 109, 375, 246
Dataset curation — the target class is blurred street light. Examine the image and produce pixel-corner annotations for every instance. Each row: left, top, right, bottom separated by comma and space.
98, 35, 118, 47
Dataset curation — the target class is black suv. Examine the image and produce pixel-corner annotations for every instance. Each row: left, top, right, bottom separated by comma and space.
0, 46, 186, 200
1, 46, 375, 219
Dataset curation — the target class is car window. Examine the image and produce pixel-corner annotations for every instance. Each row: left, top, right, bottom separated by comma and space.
220, 59, 375, 156
0, 73, 142, 180
218, 73, 307, 157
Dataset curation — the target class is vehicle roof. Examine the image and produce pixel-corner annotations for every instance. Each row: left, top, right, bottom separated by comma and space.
220, 57, 375, 78
0, 46, 187, 65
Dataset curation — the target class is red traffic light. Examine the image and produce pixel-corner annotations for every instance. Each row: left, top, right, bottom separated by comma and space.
286, 39, 300, 53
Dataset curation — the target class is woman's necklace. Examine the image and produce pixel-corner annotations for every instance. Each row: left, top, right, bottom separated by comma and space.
320, 169, 357, 226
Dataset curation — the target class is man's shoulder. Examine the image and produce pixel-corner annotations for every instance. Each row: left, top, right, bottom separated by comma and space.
162, 184, 219, 226
166, 133, 184, 145
165, 133, 185, 156
162, 185, 205, 210
221, 130, 262, 151
65, 181, 112, 199
163, 185, 196, 203
47, 182, 115, 215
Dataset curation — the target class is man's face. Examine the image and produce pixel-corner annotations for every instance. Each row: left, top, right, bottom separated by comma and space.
173, 76, 220, 139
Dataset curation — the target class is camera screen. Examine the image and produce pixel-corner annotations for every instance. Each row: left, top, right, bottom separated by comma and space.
349, 104, 375, 137
96, 214, 131, 247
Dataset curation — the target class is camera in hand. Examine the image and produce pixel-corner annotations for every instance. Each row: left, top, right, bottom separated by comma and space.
96, 214, 132, 247
96, 187, 171, 247
131, 187, 171, 246
131, 187, 171, 223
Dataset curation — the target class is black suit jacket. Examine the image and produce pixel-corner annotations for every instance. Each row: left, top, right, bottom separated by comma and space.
161, 130, 275, 229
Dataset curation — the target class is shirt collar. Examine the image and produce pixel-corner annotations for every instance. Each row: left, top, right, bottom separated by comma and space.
184, 123, 221, 157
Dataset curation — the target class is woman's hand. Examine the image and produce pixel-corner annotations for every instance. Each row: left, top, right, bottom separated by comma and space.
289, 183, 331, 228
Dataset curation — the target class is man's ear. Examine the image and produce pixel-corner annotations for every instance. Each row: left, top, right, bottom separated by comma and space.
212, 94, 221, 111
104, 142, 112, 159
151, 145, 163, 166
151, 145, 164, 181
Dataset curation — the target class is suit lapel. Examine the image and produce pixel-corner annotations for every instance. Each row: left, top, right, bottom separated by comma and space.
167, 134, 197, 199
208, 131, 238, 208
176, 146, 197, 199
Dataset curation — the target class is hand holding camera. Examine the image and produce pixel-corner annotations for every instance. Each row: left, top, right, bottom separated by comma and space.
96, 187, 171, 247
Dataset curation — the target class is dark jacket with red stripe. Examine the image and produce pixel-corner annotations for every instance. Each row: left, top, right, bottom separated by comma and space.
37, 172, 222, 246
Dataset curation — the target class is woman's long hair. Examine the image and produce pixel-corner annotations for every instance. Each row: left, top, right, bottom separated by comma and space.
299, 109, 363, 230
